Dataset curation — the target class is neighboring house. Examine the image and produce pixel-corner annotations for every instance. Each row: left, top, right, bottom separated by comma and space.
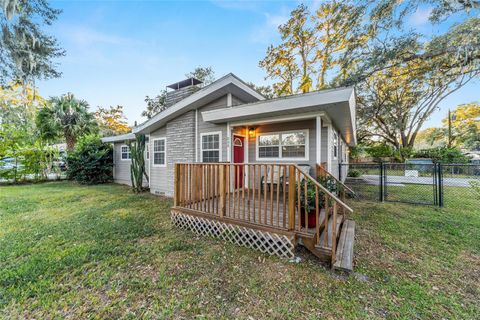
102, 73, 356, 197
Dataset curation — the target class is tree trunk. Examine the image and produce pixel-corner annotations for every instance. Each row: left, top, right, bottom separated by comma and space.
65, 132, 76, 151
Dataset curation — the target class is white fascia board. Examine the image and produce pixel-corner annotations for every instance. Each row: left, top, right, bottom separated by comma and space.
133, 73, 264, 134
202, 87, 354, 123
101, 133, 135, 143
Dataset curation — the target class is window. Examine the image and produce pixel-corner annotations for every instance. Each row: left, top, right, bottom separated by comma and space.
153, 138, 166, 166
145, 143, 150, 160
333, 132, 338, 159
257, 130, 308, 160
201, 132, 221, 162
121, 145, 131, 160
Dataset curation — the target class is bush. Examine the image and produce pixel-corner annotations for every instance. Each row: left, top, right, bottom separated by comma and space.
347, 169, 361, 177
66, 135, 113, 184
413, 147, 469, 163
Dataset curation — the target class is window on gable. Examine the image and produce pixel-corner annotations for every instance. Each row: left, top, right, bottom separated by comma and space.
121, 145, 131, 160
202, 133, 221, 162
153, 139, 166, 166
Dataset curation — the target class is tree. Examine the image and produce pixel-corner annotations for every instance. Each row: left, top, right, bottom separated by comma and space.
260, 4, 316, 95
0, 0, 65, 86
95, 105, 131, 136
185, 66, 215, 86
0, 82, 45, 156
445, 103, 480, 150
142, 66, 216, 119
259, 2, 363, 95
246, 82, 275, 99
37, 93, 97, 151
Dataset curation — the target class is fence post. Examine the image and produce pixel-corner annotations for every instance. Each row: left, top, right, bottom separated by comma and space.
219, 164, 226, 217
379, 162, 385, 202
174, 163, 181, 207
438, 163, 444, 208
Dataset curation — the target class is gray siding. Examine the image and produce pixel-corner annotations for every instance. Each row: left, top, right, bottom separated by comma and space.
113, 142, 132, 186
149, 111, 195, 197
197, 95, 229, 162
245, 119, 317, 176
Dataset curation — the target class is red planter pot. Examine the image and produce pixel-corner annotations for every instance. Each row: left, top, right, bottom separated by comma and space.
300, 208, 317, 228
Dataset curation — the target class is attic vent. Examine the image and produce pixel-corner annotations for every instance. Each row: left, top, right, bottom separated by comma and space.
165, 77, 202, 107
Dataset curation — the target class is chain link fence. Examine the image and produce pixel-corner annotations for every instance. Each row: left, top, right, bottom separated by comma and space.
339, 162, 480, 208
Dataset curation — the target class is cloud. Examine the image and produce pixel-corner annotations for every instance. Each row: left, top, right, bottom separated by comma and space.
61, 25, 134, 46
409, 7, 433, 26
250, 11, 289, 44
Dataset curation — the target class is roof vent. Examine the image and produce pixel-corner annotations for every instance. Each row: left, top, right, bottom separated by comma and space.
165, 77, 202, 107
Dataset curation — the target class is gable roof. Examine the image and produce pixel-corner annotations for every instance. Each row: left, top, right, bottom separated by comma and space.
202, 86, 357, 145
133, 73, 265, 134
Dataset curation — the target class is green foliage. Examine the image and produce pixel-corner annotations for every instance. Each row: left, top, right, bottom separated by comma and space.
413, 147, 469, 164
66, 135, 113, 184
0, 0, 65, 85
0, 141, 57, 182
347, 169, 361, 178
37, 93, 98, 150
128, 134, 148, 193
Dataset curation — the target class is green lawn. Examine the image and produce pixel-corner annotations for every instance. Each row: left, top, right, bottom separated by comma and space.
1, 182, 479, 319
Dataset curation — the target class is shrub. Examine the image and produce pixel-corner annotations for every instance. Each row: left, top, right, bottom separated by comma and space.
413, 147, 469, 163
348, 169, 361, 177
66, 135, 113, 184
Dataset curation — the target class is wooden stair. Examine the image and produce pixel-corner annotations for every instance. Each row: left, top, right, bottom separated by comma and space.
333, 220, 355, 272
317, 214, 344, 249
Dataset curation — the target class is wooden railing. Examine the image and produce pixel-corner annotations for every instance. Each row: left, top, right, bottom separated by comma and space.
316, 163, 356, 211
174, 163, 353, 259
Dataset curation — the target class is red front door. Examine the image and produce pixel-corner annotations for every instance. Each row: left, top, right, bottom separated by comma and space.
233, 135, 244, 189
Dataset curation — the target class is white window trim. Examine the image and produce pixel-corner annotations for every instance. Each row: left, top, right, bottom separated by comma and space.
333, 131, 338, 160
200, 131, 223, 163
120, 144, 131, 161
255, 129, 309, 161
152, 137, 167, 167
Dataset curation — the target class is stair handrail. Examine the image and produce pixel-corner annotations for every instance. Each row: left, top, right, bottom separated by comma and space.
294, 165, 353, 214
316, 164, 356, 197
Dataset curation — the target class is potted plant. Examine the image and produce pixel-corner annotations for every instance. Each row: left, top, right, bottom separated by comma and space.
297, 179, 324, 228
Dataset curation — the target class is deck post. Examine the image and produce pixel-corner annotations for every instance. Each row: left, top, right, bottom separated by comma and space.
174, 163, 181, 207
288, 165, 296, 230
219, 164, 226, 217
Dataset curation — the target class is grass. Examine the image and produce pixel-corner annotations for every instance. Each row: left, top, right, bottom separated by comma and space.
1, 181, 479, 319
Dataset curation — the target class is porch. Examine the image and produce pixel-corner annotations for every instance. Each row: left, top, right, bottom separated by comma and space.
172, 162, 356, 271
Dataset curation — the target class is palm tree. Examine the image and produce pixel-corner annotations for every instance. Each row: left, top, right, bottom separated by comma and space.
37, 93, 97, 151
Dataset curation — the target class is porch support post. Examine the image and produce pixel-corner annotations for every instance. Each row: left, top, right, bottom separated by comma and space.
226, 122, 231, 163
288, 165, 296, 230
316, 116, 321, 170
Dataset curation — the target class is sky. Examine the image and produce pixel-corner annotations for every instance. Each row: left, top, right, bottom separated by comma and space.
37, 0, 479, 128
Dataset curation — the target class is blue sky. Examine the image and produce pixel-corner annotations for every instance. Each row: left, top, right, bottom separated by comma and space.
38, 0, 478, 128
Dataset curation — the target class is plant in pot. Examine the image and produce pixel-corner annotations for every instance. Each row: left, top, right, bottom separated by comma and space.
297, 179, 324, 228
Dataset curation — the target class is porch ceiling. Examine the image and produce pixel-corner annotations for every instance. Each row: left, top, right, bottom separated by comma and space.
202, 87, 356, 146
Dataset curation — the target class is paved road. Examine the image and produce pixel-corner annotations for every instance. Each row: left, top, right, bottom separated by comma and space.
349, 175, 478, 187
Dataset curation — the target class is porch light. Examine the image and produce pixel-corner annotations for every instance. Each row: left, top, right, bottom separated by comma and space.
248, 127, 256, 138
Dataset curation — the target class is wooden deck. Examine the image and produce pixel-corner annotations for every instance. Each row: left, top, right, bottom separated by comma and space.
173, 163, 356, 271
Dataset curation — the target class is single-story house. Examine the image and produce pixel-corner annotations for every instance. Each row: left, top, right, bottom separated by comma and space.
103, 73, 357, 271
102, 73, 356, 197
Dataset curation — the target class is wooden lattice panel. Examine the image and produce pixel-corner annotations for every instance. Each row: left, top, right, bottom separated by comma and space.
171, 210, 295, 259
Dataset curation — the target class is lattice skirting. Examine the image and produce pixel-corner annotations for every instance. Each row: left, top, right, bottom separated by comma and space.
171, 210, 295, 259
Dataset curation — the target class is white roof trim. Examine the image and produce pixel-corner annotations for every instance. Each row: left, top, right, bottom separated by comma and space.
133, 73, 264, 134
202, 87, 354, 123
101, 133, 135, 143
202, 87, 357, 146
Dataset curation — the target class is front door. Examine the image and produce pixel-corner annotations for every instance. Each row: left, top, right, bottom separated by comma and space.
233, 135, 245, 188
